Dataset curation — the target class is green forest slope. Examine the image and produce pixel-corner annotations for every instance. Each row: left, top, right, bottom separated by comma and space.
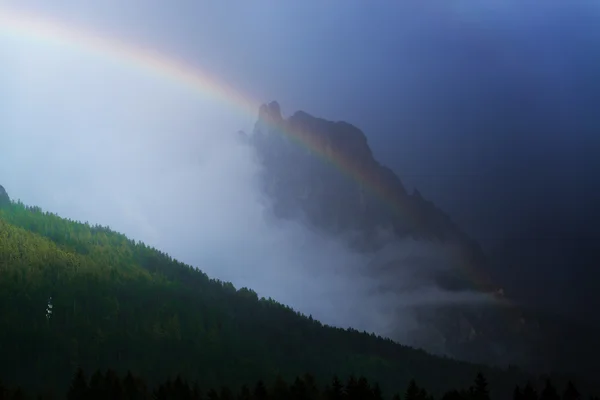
0, 197, 593, 398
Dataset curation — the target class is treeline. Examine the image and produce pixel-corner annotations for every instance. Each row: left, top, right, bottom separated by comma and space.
0, 197, 597, 399
0, 368, 595, 400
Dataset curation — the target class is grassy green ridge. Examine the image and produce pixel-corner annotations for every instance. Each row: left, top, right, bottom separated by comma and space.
0, 200, 586, 398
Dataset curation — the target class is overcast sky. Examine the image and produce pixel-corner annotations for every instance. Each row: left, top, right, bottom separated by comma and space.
1, 0, 599, 330
3, 0, 600, 242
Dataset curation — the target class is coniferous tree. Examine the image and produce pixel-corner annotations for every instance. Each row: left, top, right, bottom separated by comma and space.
514, 386, 524, 400
473, 372, 490, 400
270, 376, 289, 400
88, 370, 106, 400
253, 380, 268, 400
563, 382, 581, 400
153, 384, 168, 400
205, 388, 219, 400
237, 384, 252, 400
540, 380, 560, 400
372, 382, 384, 400
523, 382, 538, 400
303, 373, 319, 400
325, 376, 344, 400
345, 375, 359, 400
290, 376, 308, 400
219, 386, 234, 400
356, 377, 372, 400
405, 380, 420, 400
122, 371, 139, 400
67, 367, 88, 400
104, 369, 124, 400
173, 375, 192, 400
191, 382, 202, 400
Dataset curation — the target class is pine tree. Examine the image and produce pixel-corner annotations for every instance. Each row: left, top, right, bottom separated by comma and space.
326, 376, 344, 400
191, 382, 202, 400
514, 386, 523, 400
356, 376, 372, 400
238, 384, 252, 400
372, 382, 384, 400
88, 370, 106, 400
219, 386, 234, 400
271, 376, 289, 400
473, 372, 490, 400
67, 367, 88, 400
290, 376, 308, 400
345, 375, 359, 400
523, 382, 538, 400
563, 382, 580, 400
405, 380, 420, 400
540, 380, 560, 400
254, 380, 268, 400
206, 388, 219, 400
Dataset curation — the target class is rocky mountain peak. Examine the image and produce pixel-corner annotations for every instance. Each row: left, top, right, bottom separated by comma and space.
0, 184, 10, 206
258, 101, 283, 125
251, 102, 488, 261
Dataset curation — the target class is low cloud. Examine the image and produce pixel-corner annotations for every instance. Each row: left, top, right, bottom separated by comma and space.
0, 35, 497, 352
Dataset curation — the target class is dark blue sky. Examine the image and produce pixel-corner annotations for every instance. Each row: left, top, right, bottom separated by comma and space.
4, 0, 600, 318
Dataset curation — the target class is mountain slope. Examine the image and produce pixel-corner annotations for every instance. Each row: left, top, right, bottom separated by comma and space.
0, 188, 586, 399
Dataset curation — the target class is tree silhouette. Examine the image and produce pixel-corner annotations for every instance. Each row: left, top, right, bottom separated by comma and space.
254, 380, 268, 400
405, 380, 420, 400
563, 382, 581, 400
326, 375, 344, 400
66, 367, 88, 400
514, 385, 524, 400
237, 384, 252, 400
523, 382, 539, 400
473, 372, 490, 400
270, 376, 289, 400
541, 379, 560, 400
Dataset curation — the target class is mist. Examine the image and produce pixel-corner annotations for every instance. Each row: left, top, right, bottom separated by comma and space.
0, 34, 498, 348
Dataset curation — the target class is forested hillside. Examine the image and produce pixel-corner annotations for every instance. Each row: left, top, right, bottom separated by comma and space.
0, 192, 596, 399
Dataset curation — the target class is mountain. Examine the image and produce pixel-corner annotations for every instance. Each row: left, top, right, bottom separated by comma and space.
244, 101, 600, 378
250, 102, 489, 268
0, 187, 570, 399
0, 184, 9, 207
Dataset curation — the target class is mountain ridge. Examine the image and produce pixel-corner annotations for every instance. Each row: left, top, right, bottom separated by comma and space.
245, 101, 600, 379
0, 190, 554, 399
251, 101, 495, 293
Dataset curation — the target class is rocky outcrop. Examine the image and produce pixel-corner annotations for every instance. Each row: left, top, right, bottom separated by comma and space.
251, 101, 494, 289
245, 102, 600, 377
0, 185, 10, 207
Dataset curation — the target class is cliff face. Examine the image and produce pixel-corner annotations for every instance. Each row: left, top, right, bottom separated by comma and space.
252, 101, 492, 287
248, 102, 510, 360
245, 102, 600, 378
0, 185, 10, 207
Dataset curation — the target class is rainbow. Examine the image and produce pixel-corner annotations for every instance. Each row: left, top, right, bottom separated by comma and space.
0, 6, 501, 298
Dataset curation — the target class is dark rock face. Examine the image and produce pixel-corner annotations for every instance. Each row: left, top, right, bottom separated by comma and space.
245, 102, 600, 378
0, 185, 10, 207
248, 102, 508, 356
251, 101, 492, 285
